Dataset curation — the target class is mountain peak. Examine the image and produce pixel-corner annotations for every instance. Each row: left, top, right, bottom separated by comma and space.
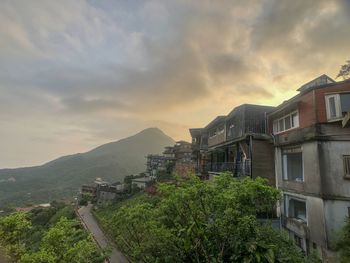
137, 127, 167, 136
0, 127, 175, 206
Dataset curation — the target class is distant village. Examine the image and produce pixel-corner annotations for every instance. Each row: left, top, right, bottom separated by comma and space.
80, 74, 350, 262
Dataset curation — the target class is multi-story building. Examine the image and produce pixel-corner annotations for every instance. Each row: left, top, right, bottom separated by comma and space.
268, 75, 350, 261
189, 128, 208, 176
190, 104, 276, 184
146, 154, 174, 177
173, 141, 193, 163
163, 146, 175, 158
80, 178, 125, 206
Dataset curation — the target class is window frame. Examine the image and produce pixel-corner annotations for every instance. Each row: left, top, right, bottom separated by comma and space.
343, 155, 350, 179
284, 194, 308, 224
273, 110, 299, 134
282, 146, 304, 182
325, 94, 342, 121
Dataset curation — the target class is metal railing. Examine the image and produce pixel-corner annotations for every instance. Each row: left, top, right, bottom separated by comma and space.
205, 160, 251, 176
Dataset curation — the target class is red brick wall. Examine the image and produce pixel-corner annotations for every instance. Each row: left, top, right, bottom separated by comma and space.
270, 81, 350, 132
268, 91, 315, 134
298, 91, 316, 129
315, 82, 350, 123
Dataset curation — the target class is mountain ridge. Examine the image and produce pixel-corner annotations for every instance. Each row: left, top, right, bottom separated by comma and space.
0, 127, 175, 207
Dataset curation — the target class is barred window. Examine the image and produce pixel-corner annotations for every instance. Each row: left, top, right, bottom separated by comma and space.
344, 155, 350, 179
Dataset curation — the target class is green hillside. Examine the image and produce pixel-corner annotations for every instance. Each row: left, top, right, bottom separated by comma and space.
0, 128, 175, 207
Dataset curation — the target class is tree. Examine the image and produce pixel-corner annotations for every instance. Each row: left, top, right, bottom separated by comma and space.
98, 173, 306, 262
0, 212, 31, 260
0, 207, 106, 263
20, 217, 105, 263
336, 60, 350, 80
337, 217, 350, 263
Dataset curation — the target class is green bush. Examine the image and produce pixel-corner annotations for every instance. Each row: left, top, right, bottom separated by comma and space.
96, 173, 306, 262
337, 217, 350, 263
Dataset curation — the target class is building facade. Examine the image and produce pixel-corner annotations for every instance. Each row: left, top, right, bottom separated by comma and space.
268, 75, 350, 261
190, 104, 276, 184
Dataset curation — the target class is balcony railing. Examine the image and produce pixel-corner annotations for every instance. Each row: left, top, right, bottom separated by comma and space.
205, 160, 251, 176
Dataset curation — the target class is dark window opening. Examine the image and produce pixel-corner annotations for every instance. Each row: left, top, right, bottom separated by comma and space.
344, 155, 350, 179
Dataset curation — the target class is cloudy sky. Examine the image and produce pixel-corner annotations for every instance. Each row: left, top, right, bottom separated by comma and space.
1, 0, 349, 168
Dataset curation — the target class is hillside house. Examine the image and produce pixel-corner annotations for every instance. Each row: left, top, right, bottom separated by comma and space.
189, 128, 208, 176
173, 141, 193, 163
190, 104, 275, 184
146, 154, 174, 177
80, 178, 125, 206
131, 176, 154, 189
163, 146, 175, 158
268, 75, 350, 261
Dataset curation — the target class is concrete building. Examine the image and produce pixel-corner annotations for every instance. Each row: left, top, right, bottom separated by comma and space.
80, 178, 125, 206
173, 141, 192, 163
189, 128, 208, 177
131, 176, 154, 189
268, 75, 350, 261
163, 146, 175, 158
190, 104, 276, 184
146, 154, 174, 177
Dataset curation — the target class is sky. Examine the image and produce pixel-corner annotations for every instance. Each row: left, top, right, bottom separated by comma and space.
1, 0, 350, 168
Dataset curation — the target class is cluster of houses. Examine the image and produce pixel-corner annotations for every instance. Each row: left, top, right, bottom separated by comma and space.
80, 178, 125, 206
79, 141, 194, 206
189, 74, 350, 261
146, 140, 193, 177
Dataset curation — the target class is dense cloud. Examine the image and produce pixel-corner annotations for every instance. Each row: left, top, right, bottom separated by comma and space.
0, 0, 349, 167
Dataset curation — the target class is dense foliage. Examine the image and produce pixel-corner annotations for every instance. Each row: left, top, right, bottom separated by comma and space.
337, 217, 350, 263
0, 202, 106, 263
96, 174, 307, 262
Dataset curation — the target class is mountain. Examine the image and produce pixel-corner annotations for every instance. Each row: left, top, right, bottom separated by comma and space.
0, 128, 175, 207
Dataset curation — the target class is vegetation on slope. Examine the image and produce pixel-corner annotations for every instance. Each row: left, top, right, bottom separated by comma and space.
95, 174, 311, 262
0, 202, 106, 263
0, 128, 175, 206
337, 217, 350, 263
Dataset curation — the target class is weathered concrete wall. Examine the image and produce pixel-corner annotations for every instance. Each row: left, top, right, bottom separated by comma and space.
276, 141, 322, 195
280, 191, 327, 248
324, 200, 350, 248
276, 139, 350, 259
319, 141, 350, 198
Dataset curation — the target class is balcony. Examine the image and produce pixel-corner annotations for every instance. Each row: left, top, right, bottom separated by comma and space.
206, 160, 251, 177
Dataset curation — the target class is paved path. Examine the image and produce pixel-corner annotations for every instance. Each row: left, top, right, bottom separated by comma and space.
0, 247, 11, 263
77, 204, 129, 263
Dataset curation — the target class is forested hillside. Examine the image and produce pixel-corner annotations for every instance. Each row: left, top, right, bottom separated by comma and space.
0, 128, 175, 207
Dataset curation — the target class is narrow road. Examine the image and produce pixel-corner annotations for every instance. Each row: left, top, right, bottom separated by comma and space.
0, 247, 11, 263
77, 204, 129, 263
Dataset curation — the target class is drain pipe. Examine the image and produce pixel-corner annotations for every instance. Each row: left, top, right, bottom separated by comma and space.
270, 132, 282, 229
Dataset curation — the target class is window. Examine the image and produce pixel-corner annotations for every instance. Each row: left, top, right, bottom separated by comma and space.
340, 93, 350, 113
285, 116, 291, 130
285, 195, 307, 222
282, 147, 303, 181
325, 93, 350, 121
217, 125, 225, 135
209, 129, 216, 138
344, 155, 350, 179
326, 94, 341, 120
273, 111, 299, 133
